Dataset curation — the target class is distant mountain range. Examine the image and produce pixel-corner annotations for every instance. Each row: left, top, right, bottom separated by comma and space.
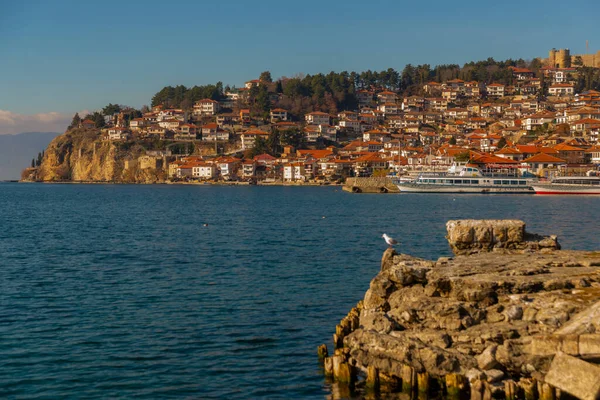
0, 132, 60, 180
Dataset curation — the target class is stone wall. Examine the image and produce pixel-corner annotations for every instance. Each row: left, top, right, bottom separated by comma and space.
446, 219, 560, 255
342, 177, 400, 193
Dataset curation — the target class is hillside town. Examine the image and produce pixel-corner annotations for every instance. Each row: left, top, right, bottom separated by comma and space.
74, 50, 600, 183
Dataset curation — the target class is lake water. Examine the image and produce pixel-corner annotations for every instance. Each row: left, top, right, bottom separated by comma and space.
1, 183, 599, 399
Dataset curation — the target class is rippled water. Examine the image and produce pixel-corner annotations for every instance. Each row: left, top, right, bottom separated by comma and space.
1, 184, 599, 399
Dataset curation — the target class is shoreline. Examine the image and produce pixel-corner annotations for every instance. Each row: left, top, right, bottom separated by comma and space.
14, 180, 343, 187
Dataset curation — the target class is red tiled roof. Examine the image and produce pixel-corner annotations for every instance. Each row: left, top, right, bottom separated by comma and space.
522, 153, 566, 163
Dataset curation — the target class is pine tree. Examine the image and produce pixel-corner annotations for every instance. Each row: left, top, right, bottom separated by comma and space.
70, 113, 81, 130
31, 158, 35, 168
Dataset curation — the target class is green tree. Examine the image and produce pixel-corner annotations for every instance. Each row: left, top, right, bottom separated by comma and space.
449, 137, 457, 145
31, 158, 35, 168
259, 71, 273, 83
454, 152, 470, 162
497, 137, 507, 149
280, 128, 304, 148
255, 87, 271, 118
69, 112, 81, 130
267, 129, 281, 154
92, 112, 105, 128
573, 56, 584, 66
248, 136, 269, 158
102, 103, 121, 116
275, 80, 283, 94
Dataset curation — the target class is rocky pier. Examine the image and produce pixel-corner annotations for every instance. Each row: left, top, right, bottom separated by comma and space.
321, 220, 600, 399
342, 177, 400, 193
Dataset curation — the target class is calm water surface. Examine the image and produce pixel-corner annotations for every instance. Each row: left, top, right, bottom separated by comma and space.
1, 183, 599, 399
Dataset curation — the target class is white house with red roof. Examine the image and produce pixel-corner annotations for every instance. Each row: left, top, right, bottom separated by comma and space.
240, 129, 269, 150
283, 162, 306, 181
377, 91, 397, 104
486, 83, 505, 98
520, 153, 566, 176
193, 99, 220, 116
191, 162, 216, 179
242, 160, 256, 179
305, 111, 330, 125
270, 108, 288, 122
523, 112, 555, 131
548, 83, 575, 97
129, 118, 146, 131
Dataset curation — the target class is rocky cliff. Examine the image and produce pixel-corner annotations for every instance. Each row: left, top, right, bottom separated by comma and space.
322, 220, 600, 399
21, 129, 166, 183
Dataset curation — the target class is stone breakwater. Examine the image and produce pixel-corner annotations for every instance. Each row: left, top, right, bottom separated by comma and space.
320, 220, 600, 399
342, 177, 400, 193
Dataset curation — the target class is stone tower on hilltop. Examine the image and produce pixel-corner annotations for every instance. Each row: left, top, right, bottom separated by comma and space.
546, 47, 600, 68
548, 48, 571, 68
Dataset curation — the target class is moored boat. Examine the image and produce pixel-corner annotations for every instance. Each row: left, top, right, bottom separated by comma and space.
531, 174, 600, 195
396, 164, 536, 194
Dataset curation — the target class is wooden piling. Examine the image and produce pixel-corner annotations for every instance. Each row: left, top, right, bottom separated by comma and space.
519, 378, 538, 400
323, 357, 333, 377
401, 364, 417, 395
538, 382, 556, 400
317, 344, 328, 362
470, 379, 484, 400
365, 365, 380, 392
445, 373, 468, 399
504, 379, 518, 400
417, 372, 430, 399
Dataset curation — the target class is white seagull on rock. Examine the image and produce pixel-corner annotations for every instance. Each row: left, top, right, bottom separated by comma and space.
382, 233, 399, 248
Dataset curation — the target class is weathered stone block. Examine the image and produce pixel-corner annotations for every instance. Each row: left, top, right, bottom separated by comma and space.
557, 335, 579, 356
579, 334, 600, 357
530, 335, 561, 356
556, 300, 600, 335
476, 345, 499, 370
506, 223, 525, 243
473, 225, 492, 244
485, 369, 504, 383
544, 352, 600, 400
363, 289, 387, 310
359, 309, 395, 333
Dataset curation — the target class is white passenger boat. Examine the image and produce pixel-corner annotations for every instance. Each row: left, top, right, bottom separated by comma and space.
531, 174, 600, 195
396, 165, 535, 193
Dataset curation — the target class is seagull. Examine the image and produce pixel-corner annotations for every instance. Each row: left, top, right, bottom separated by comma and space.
382, 233, 399, 248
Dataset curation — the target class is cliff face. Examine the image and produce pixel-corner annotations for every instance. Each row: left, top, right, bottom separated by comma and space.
24, 129, 165, 183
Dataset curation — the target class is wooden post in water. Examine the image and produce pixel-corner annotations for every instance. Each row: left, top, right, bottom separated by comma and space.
323, 357, 333, 377
401, 364, 417, 395
470, 379, 484, 400
445, 374, 468, 399
519, 378, 538, 400
417, 372, 430, 399
317, 344, 328, 362
365, 365, 379, 392
504, 380, 518, 400
538, 382, 556, 400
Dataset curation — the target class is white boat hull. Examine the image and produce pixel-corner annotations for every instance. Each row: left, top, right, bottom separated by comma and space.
531, 184, 600, 195
396, 183, 534, 194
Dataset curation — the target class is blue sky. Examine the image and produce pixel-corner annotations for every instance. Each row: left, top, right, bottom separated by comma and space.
0, 0, 598, 133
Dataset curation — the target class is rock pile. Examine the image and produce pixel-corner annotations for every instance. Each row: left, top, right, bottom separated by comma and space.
446, 219, 560, 255
321, 220, 600, 399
